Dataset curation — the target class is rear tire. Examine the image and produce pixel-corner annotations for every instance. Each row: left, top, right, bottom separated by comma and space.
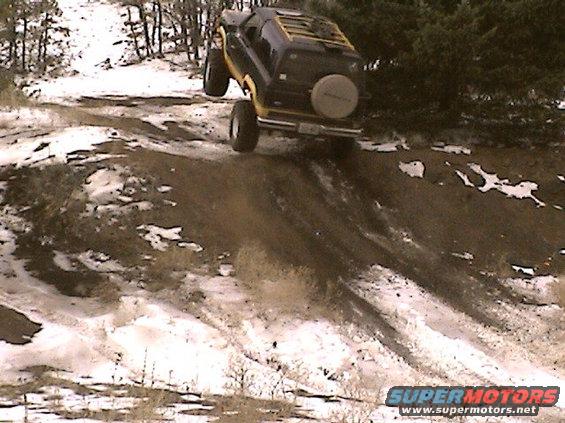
330, 137, 355, 159
230, 100, 259, 153
203, 48, 229, 97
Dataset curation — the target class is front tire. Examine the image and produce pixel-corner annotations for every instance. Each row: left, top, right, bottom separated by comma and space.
229, 100, 259, 153
203, 48, 229, 97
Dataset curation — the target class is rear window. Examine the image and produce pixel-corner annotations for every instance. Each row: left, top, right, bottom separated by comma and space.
277, 51, 363, 86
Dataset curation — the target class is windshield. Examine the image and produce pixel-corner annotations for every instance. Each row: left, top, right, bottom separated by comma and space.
277, 51, 364, 87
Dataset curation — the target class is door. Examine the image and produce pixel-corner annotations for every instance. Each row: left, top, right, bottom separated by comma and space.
226, 14, 261, 79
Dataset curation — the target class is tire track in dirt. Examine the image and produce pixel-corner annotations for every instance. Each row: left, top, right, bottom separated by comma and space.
6, 98, 562, 382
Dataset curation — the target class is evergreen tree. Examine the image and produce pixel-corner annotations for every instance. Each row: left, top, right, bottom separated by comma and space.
407, 2, 489, 120
309, 0, 564, 127
473, 0, 564, 110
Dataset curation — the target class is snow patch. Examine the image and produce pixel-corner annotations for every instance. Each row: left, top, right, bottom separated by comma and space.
352, 265, 565, 401
451, 252, 474, 261
53, 250, 76, 272
77, 250, 125, 273
399, 161, 425, 178
218, 264, 235, 277
455, 170, 475, 187
0, 126, 112, 168
511, 264, 535, 277
137, 225, 182, 251
502, 275, 560, 305
56, 0, 130, 75
358, 138, 410, 152
178, 242, 204, 253
157, 185, 172, 193
432, 144, 471, 155
29, 60, 212, 103
468, 163, 545, 207
84, 168, 124, 203
0, 107, 62, 129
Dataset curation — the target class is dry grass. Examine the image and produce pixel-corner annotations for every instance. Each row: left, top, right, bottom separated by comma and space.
5, 164, 88, 231
89, 278, 122, 304
144, 247, 195, 291
125, 386, 171, 422
332, 375, 383, 423
0, 368, 303, 423
493, 251, 513, 280
0, 369, 180, 422
212, 396, 294, 423
234, 242, 316, 314
329, 408, 374, 423
0, 84, 28, 108
224, 355, 257, 396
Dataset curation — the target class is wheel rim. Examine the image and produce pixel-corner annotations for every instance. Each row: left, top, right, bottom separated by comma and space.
231, 115, 240, 140
204, 60, 211, 85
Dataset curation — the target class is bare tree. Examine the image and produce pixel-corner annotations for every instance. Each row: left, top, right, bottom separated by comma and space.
0, 0, 66, 74
119, 0, 287, 64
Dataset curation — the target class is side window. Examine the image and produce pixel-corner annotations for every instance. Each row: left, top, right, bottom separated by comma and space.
243, 14, 261, 41
254, 24, 272, 71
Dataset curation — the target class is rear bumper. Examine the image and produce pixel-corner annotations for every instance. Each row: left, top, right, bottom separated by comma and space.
256, 117, 363, 139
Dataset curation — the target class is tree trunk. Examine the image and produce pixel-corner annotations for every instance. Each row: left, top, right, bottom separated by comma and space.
205, 4, 212, 51
7, 0, 17, 67
42, 12, 50, 73
136, 4, 153, 58
180, 0, 190, 61
193, 0, 201, 61
37, 26, 44, 67
151, 2, 157, 46
157, 0, 163, 56
22, 15, 28, 71
127, 7, 143, 60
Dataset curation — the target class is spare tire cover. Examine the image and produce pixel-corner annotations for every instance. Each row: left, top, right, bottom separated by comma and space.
311, 74, 359, 119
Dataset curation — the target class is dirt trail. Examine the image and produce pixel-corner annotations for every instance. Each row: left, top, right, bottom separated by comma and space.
1, 0, 563, 418
1, 92, 564, 421
21, 99, 564, 328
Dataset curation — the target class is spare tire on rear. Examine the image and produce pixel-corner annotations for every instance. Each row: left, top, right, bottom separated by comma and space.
311, 74, 359, 119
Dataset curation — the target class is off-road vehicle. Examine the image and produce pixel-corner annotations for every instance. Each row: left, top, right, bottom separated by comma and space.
203, 7, 368, 154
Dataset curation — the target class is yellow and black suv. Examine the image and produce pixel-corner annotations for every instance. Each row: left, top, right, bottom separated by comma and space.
203, 7, 368, 154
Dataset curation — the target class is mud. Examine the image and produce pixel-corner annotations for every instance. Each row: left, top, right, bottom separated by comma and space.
0, 305, 41, 345
45, 102, 205, 142
1, 98, 563, 379
115, 144, 548, 327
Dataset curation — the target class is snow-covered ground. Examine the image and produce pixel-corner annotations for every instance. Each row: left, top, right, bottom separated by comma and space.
1, 193, 561, 421
0, 0, 563, 422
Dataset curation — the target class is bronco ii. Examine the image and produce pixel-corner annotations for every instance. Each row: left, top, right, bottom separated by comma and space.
203, 7, 368, 155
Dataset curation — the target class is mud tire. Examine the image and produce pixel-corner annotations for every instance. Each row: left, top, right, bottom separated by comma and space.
203, 48, 229, 97
230, 100, 259, 153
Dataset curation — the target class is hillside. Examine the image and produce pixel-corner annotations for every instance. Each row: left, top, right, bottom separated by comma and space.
0, 1, 563, 422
